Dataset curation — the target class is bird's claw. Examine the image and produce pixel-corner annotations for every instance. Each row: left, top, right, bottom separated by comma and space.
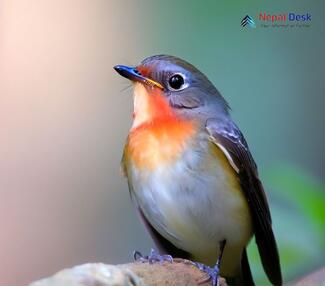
133, 248, 173, 264
194, 262, 220, 286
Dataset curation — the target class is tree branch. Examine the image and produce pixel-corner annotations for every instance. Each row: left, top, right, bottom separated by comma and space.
30, 261, 227, 286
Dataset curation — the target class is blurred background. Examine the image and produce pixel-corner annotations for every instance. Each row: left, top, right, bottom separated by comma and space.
1, 0, 324, 285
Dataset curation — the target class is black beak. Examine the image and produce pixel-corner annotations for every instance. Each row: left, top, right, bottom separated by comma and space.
114, 65, 163, 89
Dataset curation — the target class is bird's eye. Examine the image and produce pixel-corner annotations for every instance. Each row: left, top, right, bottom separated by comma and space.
168, 74, 185, 90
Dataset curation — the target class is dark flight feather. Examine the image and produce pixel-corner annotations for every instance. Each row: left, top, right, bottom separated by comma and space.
206, 118, 282, 286
241, 248, 254, 286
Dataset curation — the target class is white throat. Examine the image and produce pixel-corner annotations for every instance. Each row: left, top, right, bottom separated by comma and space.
132, 83, 151, 129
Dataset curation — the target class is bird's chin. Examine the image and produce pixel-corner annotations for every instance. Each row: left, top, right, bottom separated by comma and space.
130, 83, 181, 130
131, 83, 152, 129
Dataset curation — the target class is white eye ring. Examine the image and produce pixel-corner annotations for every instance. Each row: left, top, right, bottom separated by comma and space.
168, 73, 189, 91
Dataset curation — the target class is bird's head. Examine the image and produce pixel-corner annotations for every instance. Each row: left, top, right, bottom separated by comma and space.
114, 55, 229, 129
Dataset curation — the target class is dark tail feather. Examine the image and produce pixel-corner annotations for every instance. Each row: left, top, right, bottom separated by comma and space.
240, 248, 255, 286
226, 249, 255, 286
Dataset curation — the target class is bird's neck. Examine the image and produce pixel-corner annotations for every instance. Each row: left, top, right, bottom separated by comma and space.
124, 83, 197, 170
131, 83, 176, 129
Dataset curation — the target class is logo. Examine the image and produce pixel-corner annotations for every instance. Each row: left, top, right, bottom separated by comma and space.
241, 12, 312, 29
241, 15, 256, 28
259, 12, 311, 23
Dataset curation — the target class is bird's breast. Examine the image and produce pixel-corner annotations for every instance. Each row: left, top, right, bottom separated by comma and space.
122, 117, 252, 274
123, 117, 197, 171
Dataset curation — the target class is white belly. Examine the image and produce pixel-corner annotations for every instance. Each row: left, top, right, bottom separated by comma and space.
127, 140, 253, 272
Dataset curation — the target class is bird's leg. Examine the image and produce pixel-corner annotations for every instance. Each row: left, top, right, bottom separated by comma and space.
133, 248, 173, 264
195, 240, 226, 286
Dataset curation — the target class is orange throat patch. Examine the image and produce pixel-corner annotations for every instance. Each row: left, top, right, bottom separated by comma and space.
123, 83, 196, 171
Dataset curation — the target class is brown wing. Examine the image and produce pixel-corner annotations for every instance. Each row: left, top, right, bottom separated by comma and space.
206, 118, 282, 286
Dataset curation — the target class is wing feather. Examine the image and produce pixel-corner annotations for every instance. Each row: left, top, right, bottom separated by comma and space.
206, 118, 282, 286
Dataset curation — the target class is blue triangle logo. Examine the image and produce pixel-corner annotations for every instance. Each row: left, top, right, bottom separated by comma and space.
241, 15, 256, 28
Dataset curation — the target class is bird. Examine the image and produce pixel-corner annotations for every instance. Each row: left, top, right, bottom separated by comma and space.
114, 55, 282, 286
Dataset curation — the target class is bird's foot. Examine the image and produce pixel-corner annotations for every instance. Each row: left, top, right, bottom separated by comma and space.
194, 262, 220, 286
133, 248, 173, 264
